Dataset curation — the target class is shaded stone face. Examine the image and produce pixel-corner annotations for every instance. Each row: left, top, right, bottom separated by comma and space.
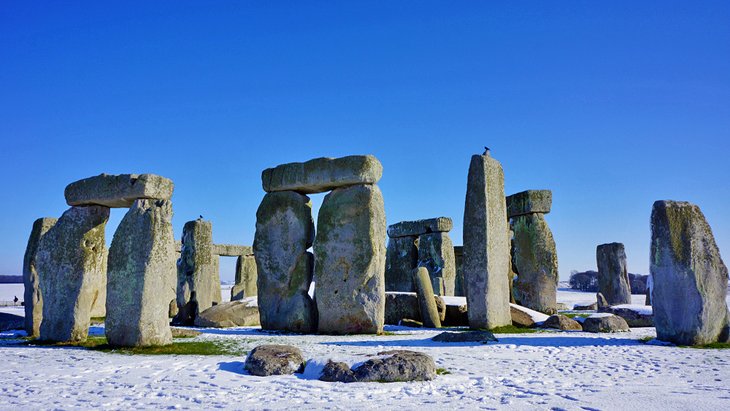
453, 246, 465, 297
650, 200, 730, 345
417, 232, 456, 296
385, 236, 418, 292
596, 242, 631, 305
194, 300, 260, 328
106, 199, 174, 347
463, 154, 511, 329
412, 267, 441, 328
505, 190, 552, 219
387, 217, 453, 238
22, 217, 57, 337
231, 254, 258, 301
314, 184, 386, 335
262, 155, 383, 194
65, 173, 173, 208
37, 205, 109, 342
512, 213, 559, 314
254, 191, 317, 333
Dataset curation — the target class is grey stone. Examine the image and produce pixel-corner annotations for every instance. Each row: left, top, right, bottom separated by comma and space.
385, 236, 418, 292
174, 219, 221, 325
582, 314, 630, 333
511, 213, 558, 314
463, 153, 511, 329
254, 191, 317, 333
315, 184, 386, 335
650, 200, 730, 345
510, 304, 539, 327
543, 314, 583, 331
601, 306, 653, 328
37, 205, 109, 342
597, 242, 632, 305
319, 360, 356, 383
194, 300, 260, 328
412, 267, 441, 328
65, 173, 173, 208
262, 155, 383, 194
453, 246, 465, 297
573, 302, 598, 311
352, 350, 436, 383
106, 199, 174, 347
384, 292, 445, 325
231, 254, 257, 301
387, 217, 453, 238
417, 232, 456, 296
399, 319, 423, 328
244, 345, 305, 376
432, 330, 498, 343
596, 292, 609, 310
505, 190, 552, 218
22, 217, 57, 337
211, 244, 252, 257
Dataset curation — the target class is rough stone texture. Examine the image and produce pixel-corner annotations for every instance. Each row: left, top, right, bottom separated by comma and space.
417, 232, 456, 296
574, 302, 598, 311
23, 217, 57, 337
194, 300, 260, 328
65, 173, 173, 208
254, 191, 317, 333
510, 304, 538, 327
543, 314, 583, 331
231, 255, 258, 301
412, 268, 441, 328
600, 306, 654, 328
387, 217, 453, 238
453, 246, 465, 297
384, 292, 445, 325
582, 314, 630, 333
262, 155, 383, 194
597, 242, 632, 306
352, 350, 436, 383
211, 244, 252, 257
511, 213, 558, 314
174, 219, 221, 325
315, 184, 386, 335
596, 292, 609, 310
506, 190, 552, 218
320, 361, 356, 383
106, 199, 174, 347
384, 236, 418, 292
463, 153, 511, 329
37, 206, 109, 342
244, 345, 305, 376
650, 200, 730, 345
432, 330, 498, 343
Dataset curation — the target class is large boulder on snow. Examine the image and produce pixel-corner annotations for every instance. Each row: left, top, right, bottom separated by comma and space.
352, 350, 436, 383
510, 303, 549, 327
600, 305, 653, 328
582, 314, 630, 333
543, 314, 582, 331
194, 299, 260, 328
432, 330, 498, 343
244, 345, 305, 376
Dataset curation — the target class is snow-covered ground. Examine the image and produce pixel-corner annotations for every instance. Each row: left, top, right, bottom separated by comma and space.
1, 285, 730, 410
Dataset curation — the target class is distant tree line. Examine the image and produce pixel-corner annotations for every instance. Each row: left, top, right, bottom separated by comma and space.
0, 275, 23, 284
569, 270, 648, 294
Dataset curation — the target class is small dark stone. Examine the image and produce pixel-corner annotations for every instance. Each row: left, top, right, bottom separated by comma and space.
431, 330, 498, 343
582, 315, 630, 333
244, 344, 305, 376
543, 314, 582, 331
319, 360, 356, 383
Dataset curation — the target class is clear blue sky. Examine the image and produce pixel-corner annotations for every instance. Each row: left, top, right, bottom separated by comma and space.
2, 1, 728, 282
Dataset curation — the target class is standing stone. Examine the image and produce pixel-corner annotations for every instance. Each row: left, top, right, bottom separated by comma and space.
412, 267, 441, 328
254, 191, 317, 333
417, 232, 456, 296
463, 153, 511, 329
511, 213, 559, 314
231, 254, 258, 301
385, 236, 418, 292
37, 206, 109, 342
596, 242, 632, 305
22, 217, 57, 337
106, 199, 174, 346
315, 184, 386, 334
650, 200, 730, 345
453, 246, 465, 297
174, 219, 221, 325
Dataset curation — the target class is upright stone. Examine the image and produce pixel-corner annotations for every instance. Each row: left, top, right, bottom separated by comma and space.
596, 242, 631, 305
417, 232, 456, 296
174, 219, 221, 325
254, 191, 317, 333
65, 173, 173, 208
37, 206, 109, 342
106, 199, 174, 346
453, 246, 465, 296
463, 153, 511, 329
22, 217, 57, 337
385, 236, 418, 292
231, 254, 258, 301
412, 267, 441, 328
315, 184, 386, 334
650, 200, 730, 345
511, 213, 559, 314
262, 155, 383, 194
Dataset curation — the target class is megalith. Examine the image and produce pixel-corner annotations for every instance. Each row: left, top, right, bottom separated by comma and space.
650, 200, 730, 345
262, 155, 383, 194
106, 199, 174, 346
65, 173, 173, 208
315, 184, 386, 334
254, 191, 317, 333
596, 242, 631, 305
22, 217, 57, 337
385, 236, 418, 292
231, 254, 258, 301
37, 206, 109, 342
417, 232, 456, 296
453, 246, 465, 297
412, 267, 441, 328
463, 153, 511, 329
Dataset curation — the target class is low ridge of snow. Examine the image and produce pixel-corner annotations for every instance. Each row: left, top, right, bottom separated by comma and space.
613, 304, 653, 315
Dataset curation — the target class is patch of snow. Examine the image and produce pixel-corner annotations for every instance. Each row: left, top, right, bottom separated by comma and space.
442, 296, 466, 306
612, 304, 653, 316
588, 313, 615, 319
509, 303, 549, 323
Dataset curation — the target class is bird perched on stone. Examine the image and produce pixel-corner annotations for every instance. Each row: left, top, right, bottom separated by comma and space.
483, 146, 490, 155
199, 215, 204, 219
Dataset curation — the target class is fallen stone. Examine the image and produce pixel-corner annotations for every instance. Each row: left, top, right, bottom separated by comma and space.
170, 327, 202, 338
231, 254, 257, 301
601, 305, 653, 328
597, 242, 632, 305
384, 292, 445, 325
352, 350, 436, 383
582, 314, 630, 333
22, 217, 57, 337
510, 305, 537, 327
412, 267, 441, 328
432, 330, 498, 343
211, 244, 252, 257
244, 345, 305, 376
417, 232, 456, 296
385, 236, 418, 292
194, 300, 260, 328
543, 314, 583, 331
0, 312, 24, 332
319, 360, 356, 383
555, 302, 571, 311
573, 302, 598, 311
399, 319, 423, 328
262, 155, 383, 194
65, 173, 173, 208
387, 217, 453, 238
506, 190, 552, 218
511, 213, 558, 314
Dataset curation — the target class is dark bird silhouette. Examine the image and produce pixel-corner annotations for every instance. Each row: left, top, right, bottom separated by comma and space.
199, 215, 204, 219
14, 296, 18, 304
483, 146, 490, 155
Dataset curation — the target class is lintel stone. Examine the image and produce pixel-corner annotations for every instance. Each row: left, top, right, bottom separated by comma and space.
262, 155, 382, 194
506, 190, 552, 218
387, 217, 453, 238
65, 173, 173, 208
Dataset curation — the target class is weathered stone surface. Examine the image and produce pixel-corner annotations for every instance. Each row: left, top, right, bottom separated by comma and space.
650, 200, 730, 345
596, 292, 609, 310
106, 199, 174, 347
262, 155, 383, 194
463, 153, 511, 329
65, 173, 173, 208
387, 217, 453, 238
597, 242, 631, 306
510, 305, 538, 327
417, 232, 456, 296
506, 190, 552, 218
23, 217, 57, 337
231, 255, 258, 301
412, 268, 441, 328
170, 327, 202, 338
453, 246, 465, 297
543, 314, 583, 331
511, 213, 558, 314
244, 345, 305, 376
0, 312, 24, 332
574, 302, 598, 311
194, 300, 260, 328
174, 219, 221, 325
254, 191, 317, 333
600, 305, 653, 328
582, 314, 630, 333
211, 244, 252, 257
38, 206, 109, 342
399, 319, 423, 328
385, 236, 418, 292
352, 350, 436, 383
384, 292, 445, 325
320, 360, 356, 383
432, 330, 498, 343
315, 184, 386, 335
